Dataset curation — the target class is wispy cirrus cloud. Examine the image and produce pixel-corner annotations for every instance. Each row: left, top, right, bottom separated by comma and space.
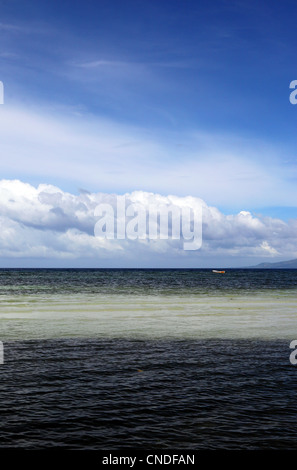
0, 51, 18, 59
0, 22, 22, 32
74, 58, 197, 69
0, 104, 296, 212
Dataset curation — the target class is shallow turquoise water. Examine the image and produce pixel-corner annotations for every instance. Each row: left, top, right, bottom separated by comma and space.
0, 269, 296, 340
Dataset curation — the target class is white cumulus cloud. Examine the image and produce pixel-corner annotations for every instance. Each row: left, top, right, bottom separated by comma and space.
0, 179, 296, 266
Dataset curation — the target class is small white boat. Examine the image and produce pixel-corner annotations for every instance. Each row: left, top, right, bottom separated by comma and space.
212, 269, 225, 273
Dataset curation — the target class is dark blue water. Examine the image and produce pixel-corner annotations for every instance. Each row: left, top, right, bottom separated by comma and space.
0, 269, 297, 449
0, 268, 297, 295
1, 338, 296, 450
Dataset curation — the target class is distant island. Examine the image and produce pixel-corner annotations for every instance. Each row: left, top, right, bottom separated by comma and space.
248, 258, 297, 269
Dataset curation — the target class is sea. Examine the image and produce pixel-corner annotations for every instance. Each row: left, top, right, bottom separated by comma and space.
0, 268, 296, 450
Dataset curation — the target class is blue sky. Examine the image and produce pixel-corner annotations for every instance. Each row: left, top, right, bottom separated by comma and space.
0, 0, 297, 267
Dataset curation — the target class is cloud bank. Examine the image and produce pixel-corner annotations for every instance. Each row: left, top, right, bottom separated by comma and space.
0, 179, 296, 267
